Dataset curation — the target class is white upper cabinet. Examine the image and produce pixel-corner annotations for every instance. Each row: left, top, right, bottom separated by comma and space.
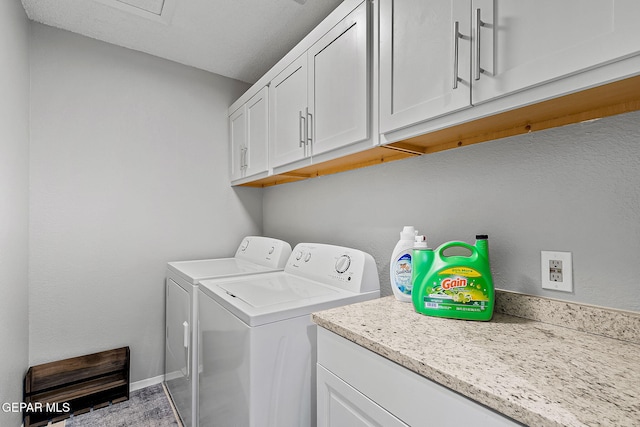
229, 103, 247, 182
269, 54, 309, 169
472, 0, 640, 104
379, 0, 472, 133
229, 86, 269, 183
270, 0, 370, 171
380, 0, 640, 134
308, 1, 369, 157
245, 87, 269, 178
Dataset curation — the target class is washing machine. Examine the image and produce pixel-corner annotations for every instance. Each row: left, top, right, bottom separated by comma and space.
197, 243, 380, 427
165, 236, 292, 427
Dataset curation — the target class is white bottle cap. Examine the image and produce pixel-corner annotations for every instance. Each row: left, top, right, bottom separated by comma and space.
414, 235, 428, 249
400, 226, 416, 240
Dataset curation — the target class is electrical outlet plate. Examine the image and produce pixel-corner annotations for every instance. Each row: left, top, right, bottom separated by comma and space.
541, 251, 573, 292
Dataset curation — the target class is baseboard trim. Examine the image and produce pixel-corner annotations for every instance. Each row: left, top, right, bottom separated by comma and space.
130, 374, 164, 392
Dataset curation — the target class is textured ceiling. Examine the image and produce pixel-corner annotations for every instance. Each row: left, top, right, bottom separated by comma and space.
21, 0, 344, 84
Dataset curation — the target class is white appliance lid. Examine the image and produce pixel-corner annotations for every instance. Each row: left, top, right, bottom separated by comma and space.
199, 273, 378, 327
167, 258, 275, 284
218, 275, 337, 308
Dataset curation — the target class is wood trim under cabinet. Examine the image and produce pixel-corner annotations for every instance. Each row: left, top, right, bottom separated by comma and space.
239, 74, 640, 188
393, 74, 640, 155
240, 146, 415, 187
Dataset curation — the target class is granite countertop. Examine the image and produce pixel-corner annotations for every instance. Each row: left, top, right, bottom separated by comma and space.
311, 292, 640, 427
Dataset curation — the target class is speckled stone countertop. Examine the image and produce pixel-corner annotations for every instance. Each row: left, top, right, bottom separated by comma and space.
311, 291, 640, 427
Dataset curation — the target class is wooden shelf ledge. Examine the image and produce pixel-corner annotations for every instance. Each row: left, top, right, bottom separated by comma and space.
389, 74, 640, 155
240, 146, 416, 188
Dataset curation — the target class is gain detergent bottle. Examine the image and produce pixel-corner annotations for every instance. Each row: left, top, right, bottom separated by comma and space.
412, 235, 494, 321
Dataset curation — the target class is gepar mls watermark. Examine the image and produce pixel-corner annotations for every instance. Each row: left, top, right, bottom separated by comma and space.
2, 401, 71, 413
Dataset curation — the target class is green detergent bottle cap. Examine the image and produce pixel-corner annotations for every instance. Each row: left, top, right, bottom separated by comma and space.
414, 235, 428, 249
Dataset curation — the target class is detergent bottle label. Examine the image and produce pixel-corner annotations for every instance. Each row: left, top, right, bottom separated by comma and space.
421, 267, 491, 313
393, 253, 413, 295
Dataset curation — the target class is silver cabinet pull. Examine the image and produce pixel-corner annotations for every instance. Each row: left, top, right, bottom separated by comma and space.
453, 21, 460, 89
243, 147, 248, 169
307, 108, 313, 145
299, 110, 306, 148
475, 8, 484, 81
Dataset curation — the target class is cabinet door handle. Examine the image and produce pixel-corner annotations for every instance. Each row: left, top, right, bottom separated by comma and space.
307, 109, 313, 146
453, 21, 460, 89
475, 8, 485, 81
299, 110, 306, 148
243, 147, 248, 169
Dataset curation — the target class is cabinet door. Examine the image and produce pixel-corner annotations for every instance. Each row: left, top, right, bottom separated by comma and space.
229, 105, 246, 181
245, 87, 269, 178
317, 365, 408, 427
472, 0, 640, 104
269, 54, 309, 169
308, 1, 369, 157
379, 0, 472, 133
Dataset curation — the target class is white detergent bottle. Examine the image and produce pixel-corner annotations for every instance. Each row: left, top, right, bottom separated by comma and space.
390, 226, 417, 302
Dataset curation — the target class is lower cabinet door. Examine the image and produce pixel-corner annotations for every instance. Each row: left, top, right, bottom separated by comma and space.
317, 365, 409, 427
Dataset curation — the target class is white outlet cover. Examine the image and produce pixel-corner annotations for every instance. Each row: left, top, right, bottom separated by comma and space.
541, 251, 573, 292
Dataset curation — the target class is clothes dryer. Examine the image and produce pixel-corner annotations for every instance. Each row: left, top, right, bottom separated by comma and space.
197, 243, 380, 427
165, 236, 291, 427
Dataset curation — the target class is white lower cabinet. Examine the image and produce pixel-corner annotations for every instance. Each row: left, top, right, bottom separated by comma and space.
317, 328, 521, 427
318, 365, 408, 427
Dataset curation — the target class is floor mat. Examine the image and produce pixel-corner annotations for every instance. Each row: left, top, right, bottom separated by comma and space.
63, 383, 180, 427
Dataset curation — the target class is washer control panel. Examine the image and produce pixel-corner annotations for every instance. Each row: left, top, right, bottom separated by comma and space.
285, 243, 380, 293
234, 236, 292, 269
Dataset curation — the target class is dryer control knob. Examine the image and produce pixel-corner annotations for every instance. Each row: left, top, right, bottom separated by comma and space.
295, 250, 304, 261
240, 239, 250, 251
335, 255, 351, 274
304, 252, 312, 262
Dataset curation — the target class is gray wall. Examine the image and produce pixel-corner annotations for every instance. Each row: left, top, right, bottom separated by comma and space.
0, 1, 30, 425
28, 24, 259, 383
264, 111, 640, 312
7, 5, 638, 407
